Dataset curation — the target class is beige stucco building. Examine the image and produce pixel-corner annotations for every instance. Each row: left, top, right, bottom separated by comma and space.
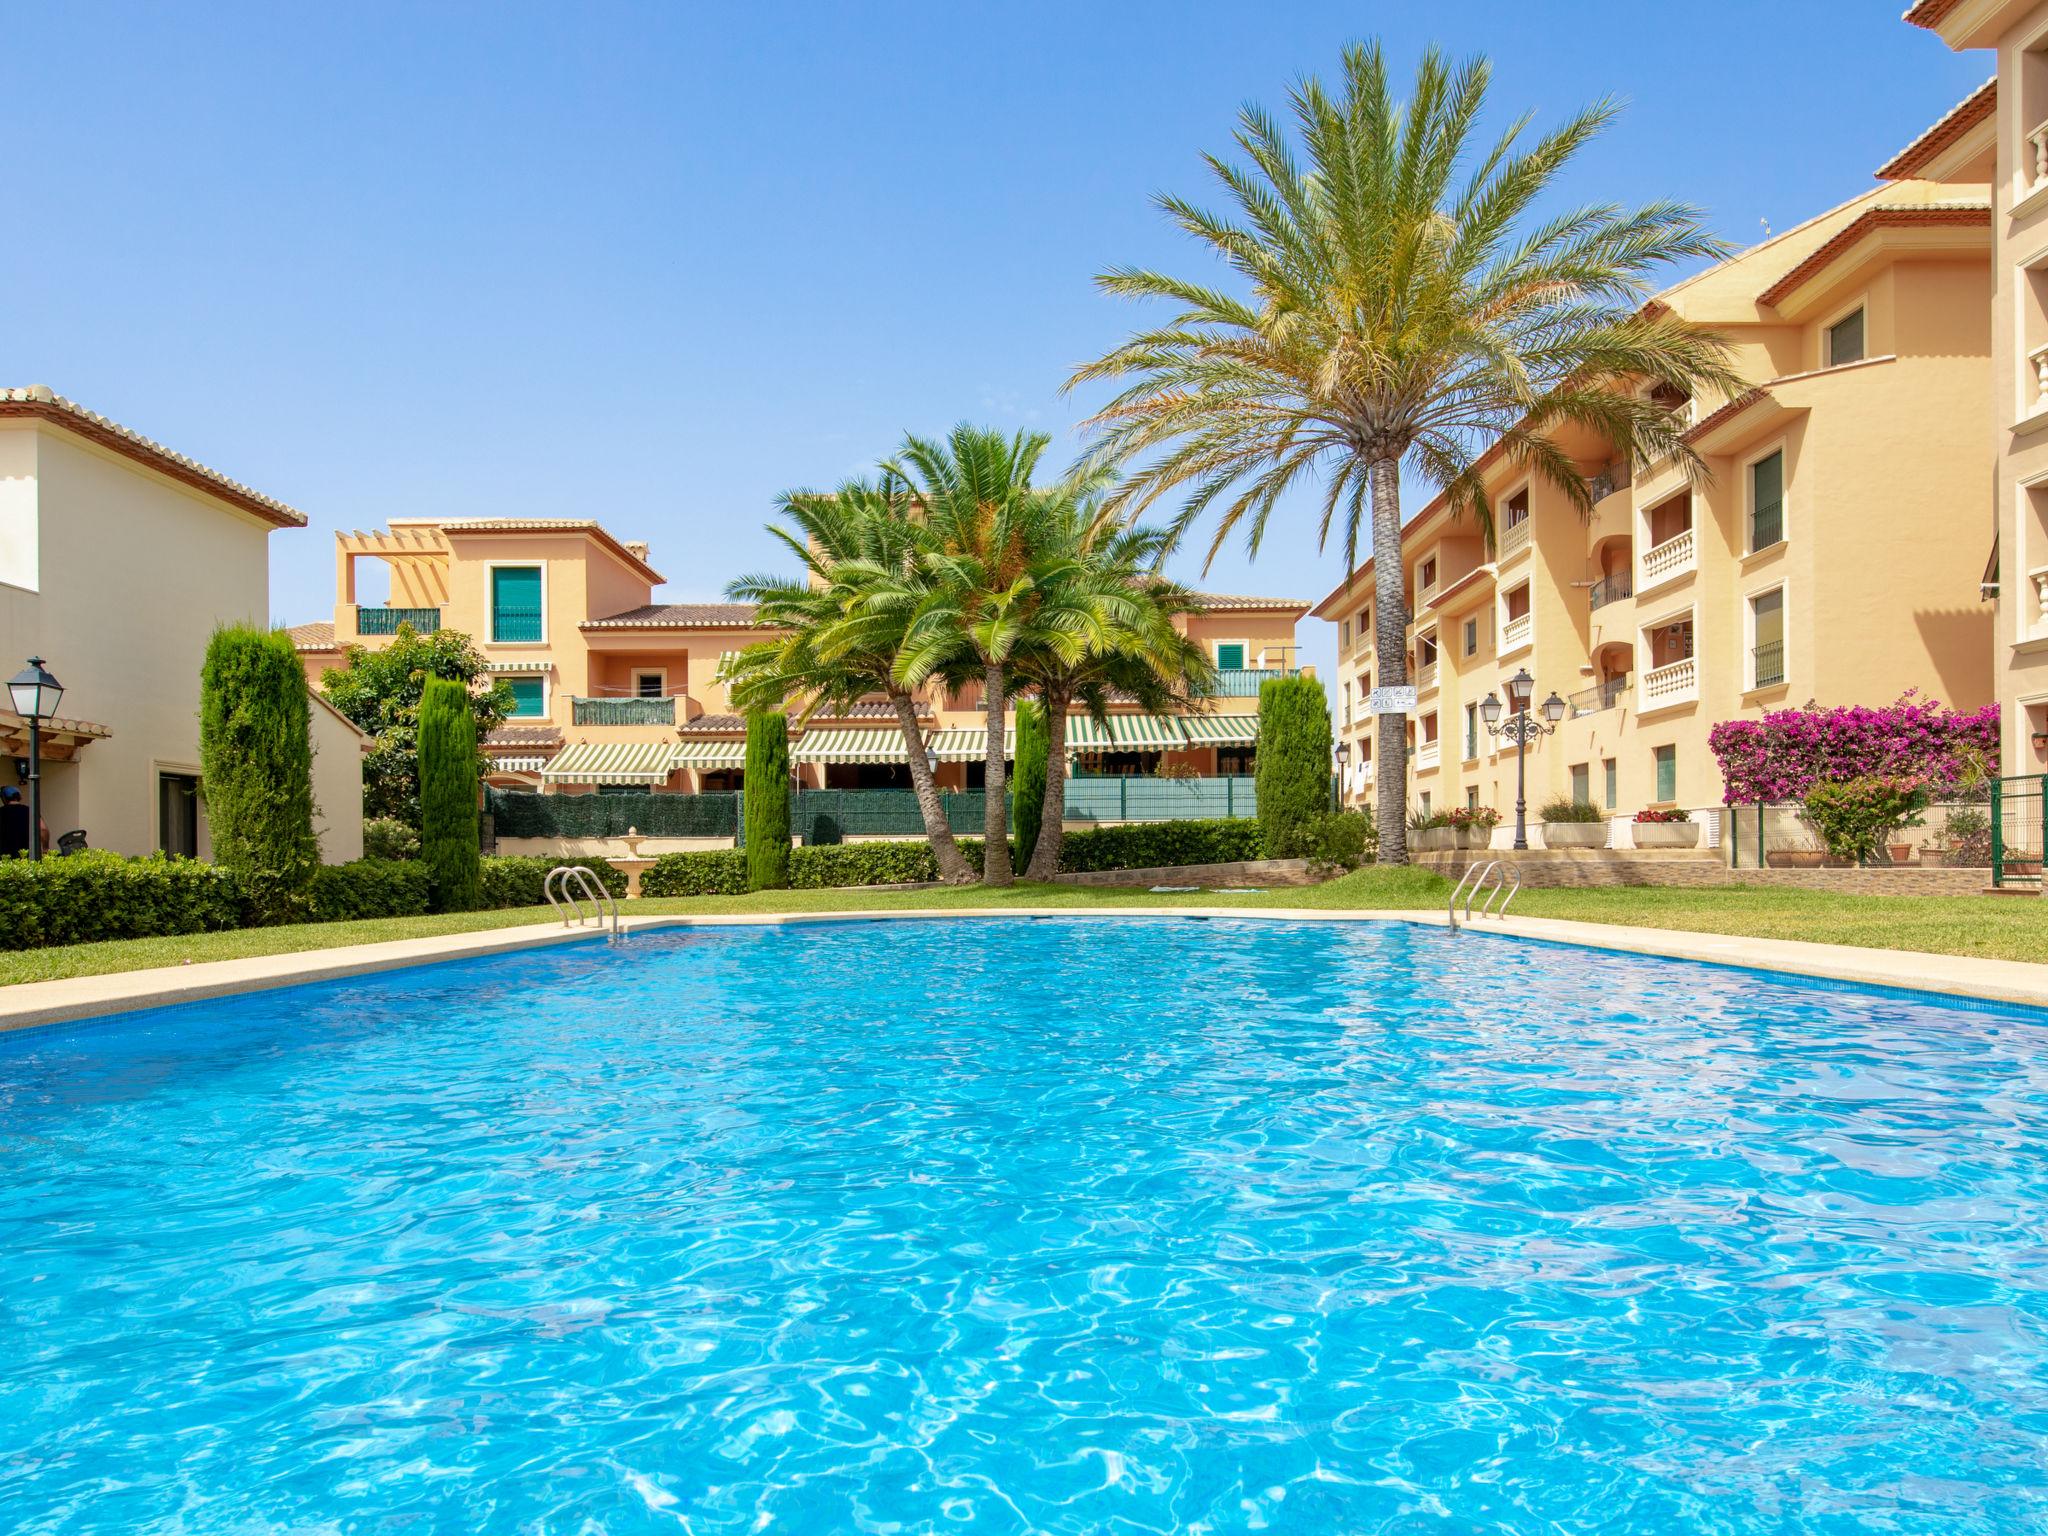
293, 517, 1308, 794
1904, 1, 2048, 772
1311, 174, 1996, 842
0, 387, 364, 862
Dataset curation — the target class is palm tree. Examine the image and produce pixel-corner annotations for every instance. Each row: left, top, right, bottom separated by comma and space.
884, 426, 1064, 888
725, 475, 977, 884
1009, 495, 1216, 882
1068, 42, 1742, 863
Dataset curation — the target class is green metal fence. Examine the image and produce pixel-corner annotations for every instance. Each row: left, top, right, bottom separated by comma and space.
1992, 774, 2046, 888
488, 789, 740, 839
794, 789, 988, 843
1064, 776, 1258, 822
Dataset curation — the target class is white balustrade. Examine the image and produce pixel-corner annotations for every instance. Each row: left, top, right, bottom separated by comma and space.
1497, 518, 1530, 560
1501, 612, 1531, 651
2030, 121, 2048, 189
1640, 656, 1698, 706
1641, 527, 1695, 583
1417, 740, 1441, 770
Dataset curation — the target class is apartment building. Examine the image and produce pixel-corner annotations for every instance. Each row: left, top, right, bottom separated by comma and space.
1312, 176, 1996, 837
1904, 2, 2048, 772
292, 517, 1308, 792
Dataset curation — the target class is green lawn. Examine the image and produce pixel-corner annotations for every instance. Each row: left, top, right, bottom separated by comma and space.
2, 868, 2044, 987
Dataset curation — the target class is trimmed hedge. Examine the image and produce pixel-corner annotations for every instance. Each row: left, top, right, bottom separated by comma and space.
1012, 699, 1048, 871
641, 849, 749, 897
306, 859, 433, 922
0, 852, 243, 950
1056, 818, 1265, 872
199, 626, 320, 924
479, 855, 626, 908
791, 842, 942, 888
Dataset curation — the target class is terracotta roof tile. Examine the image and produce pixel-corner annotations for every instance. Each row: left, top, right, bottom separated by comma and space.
287, 621, 337, 652
1189, 592, 1312, 612
1904, 0, 1964, 30
1877, 79, 1995, 180
583, 602, 766, 629
436, 518, 662, 583
1757, 202, 1990, 308
483, 725, 563, 750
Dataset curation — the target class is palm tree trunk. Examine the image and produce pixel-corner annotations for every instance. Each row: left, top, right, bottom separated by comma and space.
890, 689, 972, 884
1023, 687, 1069, 882
980, 662, 1013, 885
1371, 454, 1410, 866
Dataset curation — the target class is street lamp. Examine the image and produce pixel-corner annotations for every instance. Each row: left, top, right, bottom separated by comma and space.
7, 657, 63, 862
1333, 740, 1350, 809
1479, 667, 1566, 850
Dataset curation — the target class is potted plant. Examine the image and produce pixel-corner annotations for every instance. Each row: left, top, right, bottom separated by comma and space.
1632, 807, 1699, 848
1539, 796, 1607, 848
1444, 805, 1501, 849
1937, 805, 1992, 868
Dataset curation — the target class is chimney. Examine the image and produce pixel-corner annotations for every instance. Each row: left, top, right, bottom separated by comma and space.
625, 541, 650, 564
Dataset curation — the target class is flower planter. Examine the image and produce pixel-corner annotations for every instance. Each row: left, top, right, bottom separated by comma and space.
1632, 822, 1700, 849
2005, 857, 2043, 876
1886, 842, 1915, 866
1541, 822, 1607, 849
1766, 849, 1823, 868
1414, 825, 1495, 851
1939, 848, 1989, 869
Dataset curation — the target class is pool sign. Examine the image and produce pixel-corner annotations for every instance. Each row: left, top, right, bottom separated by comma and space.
1367, 686, 1418, 715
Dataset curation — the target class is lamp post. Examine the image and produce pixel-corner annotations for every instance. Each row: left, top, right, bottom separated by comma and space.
1479, 667, 1566, 850
8, 657, 63, 862
1333, 740, 1350, 809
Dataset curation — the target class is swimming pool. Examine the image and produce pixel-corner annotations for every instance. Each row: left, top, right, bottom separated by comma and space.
2, 916, 2045, 1533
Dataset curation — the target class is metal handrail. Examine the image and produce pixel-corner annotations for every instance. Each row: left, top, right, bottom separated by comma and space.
1477, 863, 1522, 918
1447, 859, 1523, 929
1446, 861, 1495, 931
545, 864, 624, 942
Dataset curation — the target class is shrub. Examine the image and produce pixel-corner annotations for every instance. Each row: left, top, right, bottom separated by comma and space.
1446, 806, 1501, 831
199, 626, 320, 925
419, 676, 483, 912
305, 859, 433, 922
1942, 805, 1993, 864
1709, 693, 1998, 804
1256, 676, 1333, 860
790, 842, 942, 888
1802, 774, 1929, 864
1300, 809, 1374, 870
743, 712, 792, 891
478, 855, 626, 909
1011, 698, 1048, 871
641, 849, 750, 897
1634, 807, 1690, 824
1540, 797, 1603, 823
320, 626, 511, 825
1056, 818, 1265, 872
362, 818, 420, 861
0, 851, 243, 950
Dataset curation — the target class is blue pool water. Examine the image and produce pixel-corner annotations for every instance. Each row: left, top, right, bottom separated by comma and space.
3, 917, 2047, 1534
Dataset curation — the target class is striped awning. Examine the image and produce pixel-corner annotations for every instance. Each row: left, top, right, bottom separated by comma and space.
1178, 713, 1260, 746
791, 727, 908, 764
674, 738, 748, 770
1066, 714, 1185, 750
487, 755, 552, 774
541, 740, 676, 784
924, 727, 1015, 761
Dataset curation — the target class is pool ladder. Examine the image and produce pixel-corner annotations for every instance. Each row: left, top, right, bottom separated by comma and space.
545, 865, 625, 944
1446, 860, 1521, 932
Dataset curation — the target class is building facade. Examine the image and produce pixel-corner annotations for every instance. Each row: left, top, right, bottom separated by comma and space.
1312, 176, 1996, 840
293, 517, 1309, 794
0, 386, 364, 862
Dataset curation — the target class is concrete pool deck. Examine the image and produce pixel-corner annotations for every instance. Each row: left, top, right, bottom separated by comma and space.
2, 907, 2047, 1032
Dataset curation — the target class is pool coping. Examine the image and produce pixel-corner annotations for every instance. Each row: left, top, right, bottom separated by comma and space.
3, 906, 2048, 1031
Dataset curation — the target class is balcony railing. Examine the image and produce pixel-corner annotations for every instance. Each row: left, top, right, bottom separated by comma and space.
1641, 527, 1695, 584
1415, 660, 1438, 692
1213, 666, 1300, 697
1640, 656, 1698, 707
2030, 120, 2048, 191
1589, 574, 1632, 610
1569, 676, 1630, 717
1498, 517, 1531, 560
1417, 740, 1441, 770
572, 696, 677, 726
357, 606, 441, 635
491, 607, 545, 644
1501, 612, 1531, 651
1753, 639, 1785, 689
2030, 343, 2048, 412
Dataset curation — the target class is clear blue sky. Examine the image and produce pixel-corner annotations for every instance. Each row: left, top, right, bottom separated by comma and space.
4, 2, 1986, 687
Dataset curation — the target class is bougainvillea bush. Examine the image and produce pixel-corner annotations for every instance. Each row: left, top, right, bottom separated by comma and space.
1707, 695, 1998, 804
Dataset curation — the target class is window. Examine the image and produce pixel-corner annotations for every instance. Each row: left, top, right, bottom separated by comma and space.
158, 772, 200, 858
1216, 642, 1246, 670
1504, 488, 1529, 526
1463, 617, 1479, 656
1570, 762, 1590, 804
1751, 588, 1786, 688
1653, 744, 1677, 804
1218, 745, 1255, 776
1418, 632, 1438, 666
1748, 450, 1784, 553
1465, 785, 1480, 811
1420, 791, 1432, 815
635, 672, 665, 698
1420, 556, 1438, 588
1504, 583, 1531, 621
1340, 620, 1350, 650
504, 677, 546, 718
490, 566, 544, 643
1421, 711, 1439, 743
1464, 702, 1478, 760
1603, 758, 1617, 810
1825, 307, 1865, 367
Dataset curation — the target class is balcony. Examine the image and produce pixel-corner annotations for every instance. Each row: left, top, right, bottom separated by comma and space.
1640, 528, 1695, 586
1569, 676, 1630, 717
1501, 612, 1531, 652
2030, 120, 2048, 193
1497, 517, 1531, 561
357, 606, 441, 636
1589, 574, 1632, 610
2031, 343, 2048, 413
1752, 639, 1785, 690
572, 696, 676, 726
1415, 660, 1438, 693
1214, 666, 1301, 697
1417, 740, 1441, 771
1639, 656, 1698, 710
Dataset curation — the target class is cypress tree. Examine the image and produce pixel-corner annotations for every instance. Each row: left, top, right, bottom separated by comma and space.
418, 675, 483, 911
743, 711, 792, 891
1011, 697, 1048, 873
1255, 674, 1333, 859
199, 625, 321, 924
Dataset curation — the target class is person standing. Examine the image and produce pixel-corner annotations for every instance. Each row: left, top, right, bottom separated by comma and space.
0, 786, 30, 859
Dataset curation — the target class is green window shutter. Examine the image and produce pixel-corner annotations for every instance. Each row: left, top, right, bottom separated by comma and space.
1654, 746, 1677, 803
1216, 643, 1246, 670
1604, 759, 1617, 810
505, 677, 545, 718
1749, 452, 1783, 552
491, 567, 544, 642
1570, 763, 1589, 803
